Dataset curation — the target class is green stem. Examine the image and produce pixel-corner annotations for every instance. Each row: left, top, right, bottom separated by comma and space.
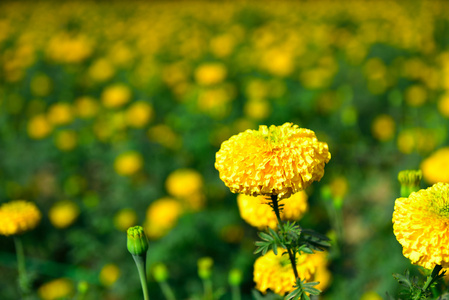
203, 278, 213, 300
14, 236, 30, 296
270, 195, 299, 280
231, 285, 241, 300
159, 281, 176, 300
132, 255, 150, 300
413, 265, 442, 300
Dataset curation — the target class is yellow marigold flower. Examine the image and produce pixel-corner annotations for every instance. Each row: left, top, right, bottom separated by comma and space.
254, 250, 330, 296
421, 147, 449, 184
38, 278, 74, 300
215, 123, 330, 199
361, 291, 383, 300
75, 96, 99, 119
99, 263, 121, 286
114, 151, 143, 176
125, 101, 154, 128
194, 62, 227, 86
114, 208, 138, 232
393, 182, 449, 269
145, 197, 183, 239
438, 93, 449, 118
30, 73, 52, 97
47, 103, 74, 126
0, 200, 41, 236
165, 168, 203, 198
88, 58, 115, 82
54, 130, 77, 151
27, 114, 52, 139
244, 99, 271, 120
48, 200, 80, 229
237, 191, 308, 230
371, 114, 395, 142
101, 84, 131, 108
147, 124, 182, 150
404, 84, 427, 107
46, 33, 92, 64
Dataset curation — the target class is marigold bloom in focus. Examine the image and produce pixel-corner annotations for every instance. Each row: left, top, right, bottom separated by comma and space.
393, 182, 449, 269
0, 200, 41, 236
145, 197, 183, 239
38, 278, 74, 300
215, 123, 330, 199
48, 200, 80, 229
237, 191, 308, 230
114, 151, 143, 176
254, 250, 330, 296
421, 147, 449, 184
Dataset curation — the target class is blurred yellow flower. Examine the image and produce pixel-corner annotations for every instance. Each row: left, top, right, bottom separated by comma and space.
244, 99, 271, 120
114, 151, 143, 176
261, 48, 294, 77
54, 130, 77, 151
254, 250, 330, 296
38, 278, 74, 300
360, 291, 383, 300
165, 169, 203, 198
197, 86, 234, 119
125, 101, 154, 128
210, 34, 235, 58
101, 84, 131, 108
437, 93, 449, 118
88, 58, 115, 82
147, 124, 181, 150
46, 33, 92, 64
404, 84, 427, 107
30, 73, 52, 97
47, 103, 74, 126
397, 128, 437, 155
237, 191, 308, 230
27, 114, 52, 139
215, 123, 331, 199
75, 96, 99, 119
194, 63, 227, 86
0, 200, 41, 236
371, 114, 395, 142
145, 197, 183, 239
100, 264, 121, 286
48, 200, 80, 229
114, 208, 138, 232
329, 176, 349, 199
393, 183, 449, 269
421, 147, 449, 184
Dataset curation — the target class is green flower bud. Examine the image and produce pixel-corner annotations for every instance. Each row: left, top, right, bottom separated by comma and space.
127, 226, 149, 257
398, 170, 422, 197
228, 268, 242, 286
197, 257, 213, 280
77, 281, 89, 294
152, 263, 169, 282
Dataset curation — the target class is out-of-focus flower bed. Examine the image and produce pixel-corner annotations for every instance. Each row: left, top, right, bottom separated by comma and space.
0, 1, 449, 299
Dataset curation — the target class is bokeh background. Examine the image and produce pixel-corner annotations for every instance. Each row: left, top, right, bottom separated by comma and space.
1, 1, 449, 299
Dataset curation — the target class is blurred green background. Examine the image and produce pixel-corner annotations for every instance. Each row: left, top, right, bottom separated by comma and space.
1, 1, 449, 299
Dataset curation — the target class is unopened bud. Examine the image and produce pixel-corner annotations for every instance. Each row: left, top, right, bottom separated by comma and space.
198, 257, 213, 279
398, 170, 422, 197
153, 263, 169, 282
127, 226, 149, 257
228, 268, 242, 286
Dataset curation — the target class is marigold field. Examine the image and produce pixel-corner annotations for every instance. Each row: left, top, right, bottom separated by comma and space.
1, 1, 449, 299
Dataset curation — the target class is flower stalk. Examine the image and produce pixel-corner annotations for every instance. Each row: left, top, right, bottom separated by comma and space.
127, 226, 150, 300
270, 195, 300, 281
14, 236, 31, 297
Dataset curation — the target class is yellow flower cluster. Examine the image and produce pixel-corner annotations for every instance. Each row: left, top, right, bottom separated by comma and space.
237, 191, 308, 230
254, 250, 330, 296
393, 182, 449, 269
0, 200, 41, 236
215, 123, 330, 199
421, 147, 449, 184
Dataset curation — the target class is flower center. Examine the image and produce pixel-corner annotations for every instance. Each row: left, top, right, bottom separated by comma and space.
429, 188, 449, 218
